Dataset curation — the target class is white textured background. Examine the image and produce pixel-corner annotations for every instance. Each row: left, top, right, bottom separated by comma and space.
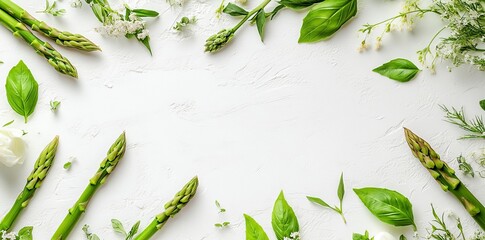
0, 0, 484, 239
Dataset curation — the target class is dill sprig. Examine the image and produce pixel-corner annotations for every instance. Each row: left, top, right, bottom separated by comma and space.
441, 105, 485, 139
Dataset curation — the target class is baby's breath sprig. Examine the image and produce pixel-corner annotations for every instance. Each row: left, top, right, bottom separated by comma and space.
360, 0, 485, 72
85, 0, 159, 54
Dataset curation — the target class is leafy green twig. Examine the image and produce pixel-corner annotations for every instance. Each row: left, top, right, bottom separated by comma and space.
306, 173, 347, 224
82, 224, 100, 240
441, 105, 485, 139
173, 16, 196, 31
112, 219, 140, 240
38, 0, 66, 16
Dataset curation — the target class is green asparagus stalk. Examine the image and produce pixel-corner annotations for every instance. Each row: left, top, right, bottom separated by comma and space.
0, 9, 77, 77
51, 132, 126, 240
0, 0, 100, 51
0, 136, 59, 231
404, 128, 485, 230
134, 176, 199, 240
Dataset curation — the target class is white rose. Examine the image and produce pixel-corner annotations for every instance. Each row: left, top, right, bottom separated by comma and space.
374, 232, 397, 240
0, 128, 26, 167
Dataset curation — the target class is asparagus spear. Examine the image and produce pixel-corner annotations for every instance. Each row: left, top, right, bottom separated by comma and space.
404, 128, 485, 230
0, 0, 100, 51
52, 132, 126, 240
0, 9, 77, 77
134, 176, 199, 240
0, 136, 59, 231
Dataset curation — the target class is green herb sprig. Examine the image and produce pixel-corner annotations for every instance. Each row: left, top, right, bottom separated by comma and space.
38, 0, 66, 16
173, 16, 196, 31
206, 0, 357, 52
306, 173, 347, 224
82, 224, 100, 240
441, 105, 485, 139
112, 219, 140, 240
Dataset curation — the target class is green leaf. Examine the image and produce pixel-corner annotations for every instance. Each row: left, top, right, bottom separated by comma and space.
63, 161, 72, 170
306, 196, 331, 208
223, 3, 249, 16
299, 0, 357, 43
127, 221, 140, 239
373, 58, 420, 82
280, 0, 324, 9
399, 235, 407, 240
271, 191, 299, 240
244, 214, 270, 240
256, 9, 266, 42
337, 172, 345, 205
352, 231, 372, 240
132, 9, 159, 17
112, 219, 128, 237
480, 99, 485, 111
50, 100, 61, 111
5, 60, 39, 123
139, 36, 152, 55
2, 120, 14, 127
18, 226, 33, 240
354, 187, 415, 228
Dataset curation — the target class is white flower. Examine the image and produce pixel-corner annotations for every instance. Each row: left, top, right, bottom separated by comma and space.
70, 0, 82, 8
1, 230, 17, 240
0, 128, 26, 167
374, 232, 397, 240
137, 29, 149, 40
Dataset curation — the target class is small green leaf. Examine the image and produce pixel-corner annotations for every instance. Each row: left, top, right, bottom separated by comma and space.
223, 3, 249, 16
244, 214, 270, 240
373, 58, 420, 82
272, 191, 299, 240
354, 187, 415, 228
280, 0, 324, 9
337, 172, 345, 204
352, 231, 372, 240
480, 99, 485, 111
18, 226, 33, 240
127, 221, 140, 239
256, 9, 266, 42
139, 36, 152, 55
63, 161, 72, 170
306, 196, 331, 208
112, 219, 128, 237
132, 9, 159, 17
5, 60, 39, 123
50, 100, 61, 111
299, 0, 357, 43
2, 120, 14, 127
399, 235, 407, 240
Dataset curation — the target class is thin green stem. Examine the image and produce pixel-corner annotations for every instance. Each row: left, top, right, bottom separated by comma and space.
232, 0, 271, 32
0, 189, 33, 231
364, 9, 436, 30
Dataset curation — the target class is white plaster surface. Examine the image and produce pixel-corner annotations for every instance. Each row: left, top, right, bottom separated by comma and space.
0, 0, 484, 239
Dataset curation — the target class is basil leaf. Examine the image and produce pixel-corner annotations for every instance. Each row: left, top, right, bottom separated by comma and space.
244, 214, 270, 240
223, 3, 249, 16
256, 9, 266, 42
280, 0, 324, 9
18, 226, 33, 240
132, 9, 159, 17
354, 187, 416, 228
306, 196, 331, 208
337, 172, 344, 203
373, 58, 420, 82
111, 219, 128, 237
5, 61, 39, 123
480, 99, 485, 111
299, 0, 357, 43
271, 191, 299, 240
352, 231, 371, 240
127, 221, 140, 239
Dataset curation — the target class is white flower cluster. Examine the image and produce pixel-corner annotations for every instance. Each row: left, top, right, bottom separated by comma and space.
0, 230, 17, 240
283, 232, 300, 240
432, 0, 485, 70
95, 13, 149, 40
